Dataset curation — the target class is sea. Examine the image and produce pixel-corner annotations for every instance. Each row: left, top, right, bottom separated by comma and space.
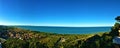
16, 26, 112, 34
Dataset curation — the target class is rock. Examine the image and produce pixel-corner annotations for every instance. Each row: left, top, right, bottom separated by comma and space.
113, 36, 120, 44
0, 42, 2, 48
60, 38, 66, 42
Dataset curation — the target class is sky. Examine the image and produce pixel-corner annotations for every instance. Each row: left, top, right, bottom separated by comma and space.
0, 0, 120, 27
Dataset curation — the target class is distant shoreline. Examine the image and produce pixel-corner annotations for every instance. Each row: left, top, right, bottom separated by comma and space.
0, 25, 112, 27
13, 26, 111, 34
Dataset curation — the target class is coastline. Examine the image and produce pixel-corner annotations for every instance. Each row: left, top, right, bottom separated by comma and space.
0, 25, 113, 48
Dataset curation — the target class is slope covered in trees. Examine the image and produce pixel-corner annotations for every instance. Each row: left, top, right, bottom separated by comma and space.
0, 23, 118, 48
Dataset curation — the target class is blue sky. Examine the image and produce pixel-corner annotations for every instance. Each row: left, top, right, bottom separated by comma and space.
0, 0, 120, 27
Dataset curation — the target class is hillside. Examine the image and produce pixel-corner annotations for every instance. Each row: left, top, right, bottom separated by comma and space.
0, 24, 117, 48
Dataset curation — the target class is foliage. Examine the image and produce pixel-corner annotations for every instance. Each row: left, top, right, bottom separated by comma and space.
0, 24, 118, 48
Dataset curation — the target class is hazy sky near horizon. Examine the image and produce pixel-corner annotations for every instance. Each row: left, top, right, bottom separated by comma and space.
0, 0, 120, 27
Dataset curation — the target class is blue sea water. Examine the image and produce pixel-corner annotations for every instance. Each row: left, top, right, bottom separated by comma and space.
16, 26, 112, 34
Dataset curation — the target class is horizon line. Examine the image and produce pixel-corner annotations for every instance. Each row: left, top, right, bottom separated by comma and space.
0, 24, 113, 27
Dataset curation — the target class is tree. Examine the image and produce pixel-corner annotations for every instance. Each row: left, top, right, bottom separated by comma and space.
2, 38, 28, 48
115, 16, 120, 22
109, 16, 120, 37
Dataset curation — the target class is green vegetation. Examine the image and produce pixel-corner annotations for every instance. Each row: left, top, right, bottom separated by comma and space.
1, 16, 120, 48
0, 25, 98, 48
0, 25, 115, 48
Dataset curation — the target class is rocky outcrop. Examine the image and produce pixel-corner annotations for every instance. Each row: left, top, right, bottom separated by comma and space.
113, 36, 120, 44
0, 43, 2, 48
